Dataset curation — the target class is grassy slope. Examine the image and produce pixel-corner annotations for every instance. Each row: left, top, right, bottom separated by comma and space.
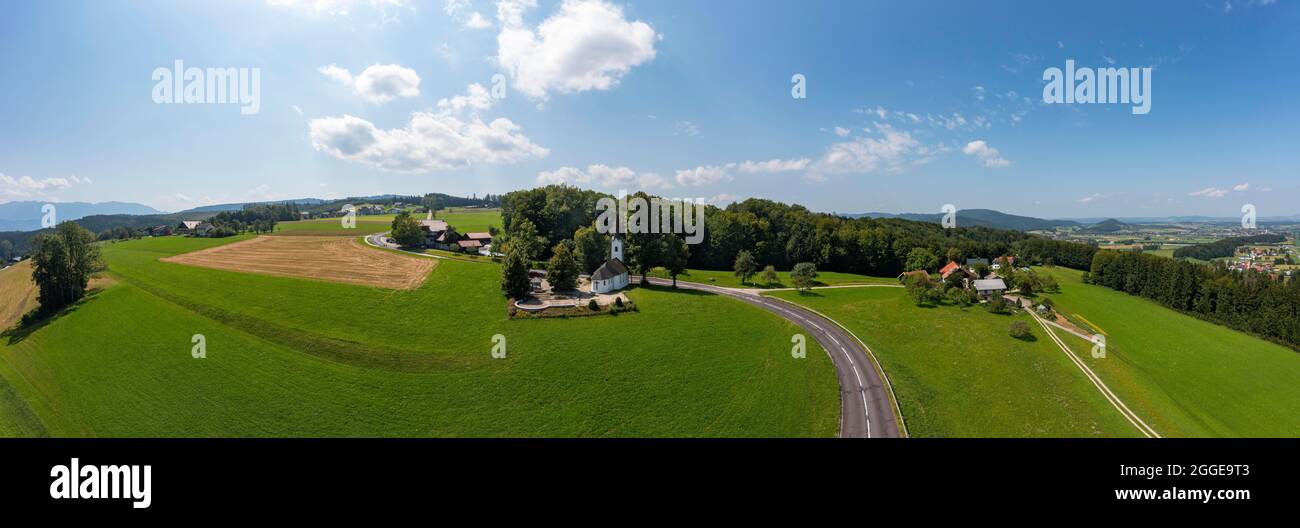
0, 234, 837, 437
768, 287, 1141, 438
647, 267, 896, 289
1038, 266, 1300, 437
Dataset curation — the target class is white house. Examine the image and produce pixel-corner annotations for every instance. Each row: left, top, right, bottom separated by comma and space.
590, 235, 630, 294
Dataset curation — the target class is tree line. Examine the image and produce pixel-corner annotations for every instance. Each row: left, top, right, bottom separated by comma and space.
499, 185, 1100, 278
1172, 233, 1286, 260
207, 203, 301, 236
1087, 249, 1300, 351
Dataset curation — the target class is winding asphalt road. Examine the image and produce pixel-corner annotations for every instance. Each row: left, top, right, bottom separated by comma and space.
636, 277, 903, 438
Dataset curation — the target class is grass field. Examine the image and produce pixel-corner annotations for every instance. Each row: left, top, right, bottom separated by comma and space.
273, 208, 503, 237
767, 287, 1142, 437
1036, 266, 1300, 437
0, 234, 838, 437
647, 267, 896, 289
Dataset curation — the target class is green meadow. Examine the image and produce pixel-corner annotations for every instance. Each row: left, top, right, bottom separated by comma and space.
0, 234, 838, 437
272, 207, 503, 237
647, 267, 896, 289
1037, 266, 1300, 437
767, 286, 1142, 438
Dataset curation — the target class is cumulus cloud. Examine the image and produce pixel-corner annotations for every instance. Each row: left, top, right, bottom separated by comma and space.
672, 158, 810, 187
962, 140, 1011, 168
0, 172, 84, 198
815, 124, 930, 174
674, 165, 734, 187
1232, 183, 1250, 191
318, 63, 421, 104
309, 86, 546, 172
437, 83, 495, 113
537, 164, 672, 190
496, 0, 658, 99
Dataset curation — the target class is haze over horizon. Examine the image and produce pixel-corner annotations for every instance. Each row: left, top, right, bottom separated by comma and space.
1, 0, 1296, 218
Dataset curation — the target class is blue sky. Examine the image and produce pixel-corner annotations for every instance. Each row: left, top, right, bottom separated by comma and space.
0, 0, 1296, 218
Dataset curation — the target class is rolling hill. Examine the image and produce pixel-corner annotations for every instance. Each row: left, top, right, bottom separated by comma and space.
845, 209, 1080, 231
0, 201, 161, 231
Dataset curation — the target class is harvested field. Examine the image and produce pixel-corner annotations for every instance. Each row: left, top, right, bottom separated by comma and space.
0, 261, 39, 331
161, 236, 434, 290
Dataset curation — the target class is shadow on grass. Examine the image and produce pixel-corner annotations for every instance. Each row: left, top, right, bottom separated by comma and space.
636, 282, 715, 296
1012, 333, 1039, 342
2, 288, 106, 345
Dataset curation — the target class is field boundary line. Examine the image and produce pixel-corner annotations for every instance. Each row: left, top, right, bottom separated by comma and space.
764, 294, 909, 438
1028, 309, 1160, 438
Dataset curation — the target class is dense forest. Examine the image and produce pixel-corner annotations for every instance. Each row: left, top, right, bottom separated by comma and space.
1172, 233, 1287, 260
500, 185, 1098, 276
1088, 249, 1300, 350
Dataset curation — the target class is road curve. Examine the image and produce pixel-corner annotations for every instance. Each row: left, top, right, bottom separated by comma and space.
636, 277, 902, 438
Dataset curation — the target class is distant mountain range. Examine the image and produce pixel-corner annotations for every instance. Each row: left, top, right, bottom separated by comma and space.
843, 209, 1300, 231
0, 201, 161, 232
176, 198, 329, 214
844, 209, 1081, 231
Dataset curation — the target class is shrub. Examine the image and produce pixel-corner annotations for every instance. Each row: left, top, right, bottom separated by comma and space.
1009, 320, 1032, 340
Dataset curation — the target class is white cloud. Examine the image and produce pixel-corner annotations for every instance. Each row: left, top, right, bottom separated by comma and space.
318, 63, 421, 104
833, 126, 851, 137
706, 193, 738, 205
672, 157, 810, 187
1232, 183, 1250, 192
437, 83, 495, 113
446, 0, 492, 29
495, 0, 658, 99
1077, 193, 1104, 204
737, 158, 810, 174
815, 124, 928, 174
1188, 187, 1229, 198
536, 164, 672, 190
961, 140, 1010, 168
0, 172, 84, 198
309, 102, 547, 172
674, 165, 734, 187
292, 105, 304, 116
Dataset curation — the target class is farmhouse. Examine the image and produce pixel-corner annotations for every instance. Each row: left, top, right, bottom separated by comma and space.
465, 232, 492, 244
177, 220, 201, 234
456, 239, 482, 253
973, 278, 1007, 299
419, 219, 449, 248
590, 235, 630, 294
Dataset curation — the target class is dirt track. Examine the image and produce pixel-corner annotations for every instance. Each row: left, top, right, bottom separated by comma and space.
161, 236, 435, 290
